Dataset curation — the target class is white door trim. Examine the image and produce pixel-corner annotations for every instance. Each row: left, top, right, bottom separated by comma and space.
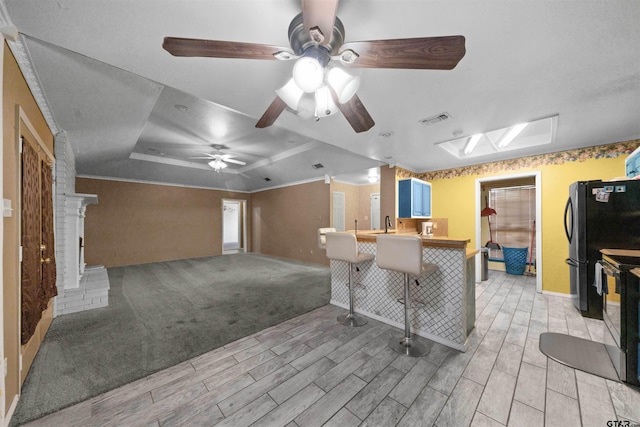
221, 199, 247, 254
475, 171, 542, 292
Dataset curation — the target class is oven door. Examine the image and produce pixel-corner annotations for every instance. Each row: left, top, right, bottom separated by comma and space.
601, 259, 625, 380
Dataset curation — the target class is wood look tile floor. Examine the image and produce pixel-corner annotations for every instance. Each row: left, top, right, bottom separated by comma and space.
23, 272, 640, 426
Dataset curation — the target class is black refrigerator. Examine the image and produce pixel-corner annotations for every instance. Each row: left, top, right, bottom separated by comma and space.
564, 179, 640, 319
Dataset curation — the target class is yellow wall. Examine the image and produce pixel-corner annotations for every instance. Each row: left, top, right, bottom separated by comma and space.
400, 140, 638, 295
2, 43, 54, 414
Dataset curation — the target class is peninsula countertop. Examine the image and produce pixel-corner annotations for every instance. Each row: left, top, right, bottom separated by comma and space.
346, 230, 477, 258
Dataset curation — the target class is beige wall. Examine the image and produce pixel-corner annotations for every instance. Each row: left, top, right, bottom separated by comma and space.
3, 43, 55, 413
330, 180, 380, 231
76, 178, 250, 267
380, 165, 396, 226
252, 180, 330, 265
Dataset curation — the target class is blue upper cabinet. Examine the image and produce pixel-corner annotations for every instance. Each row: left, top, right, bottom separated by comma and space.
398, 178, 432, 218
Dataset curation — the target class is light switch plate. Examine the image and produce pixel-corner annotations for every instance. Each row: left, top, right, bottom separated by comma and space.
3, 198, 13, 217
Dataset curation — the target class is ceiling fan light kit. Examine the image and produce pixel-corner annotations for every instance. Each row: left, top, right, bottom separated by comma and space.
276, 78, 305, 110
327, 67, 360, 103
293, 55, 326, 92
314, 86, 338, 117
208, 159, 227, 172
190, 147, 247, 172
162, 0, 466, 133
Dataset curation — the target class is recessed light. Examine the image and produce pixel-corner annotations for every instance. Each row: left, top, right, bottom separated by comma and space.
378, 131, 394, 138
264, 177, 271, 182
174, 104, 189, 112
384, 156, 393, 160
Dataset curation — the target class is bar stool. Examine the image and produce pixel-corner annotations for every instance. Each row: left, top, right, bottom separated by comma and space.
376, 234, 438, 357
317, 227, 336, 250
325, 232, 374, 327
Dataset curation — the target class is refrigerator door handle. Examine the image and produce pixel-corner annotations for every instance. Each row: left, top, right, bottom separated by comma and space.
565, 258, 578, 267
564, 197, 573, 243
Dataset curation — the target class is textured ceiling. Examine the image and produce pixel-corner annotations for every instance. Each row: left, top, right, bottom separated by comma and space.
4, 0, 640, 191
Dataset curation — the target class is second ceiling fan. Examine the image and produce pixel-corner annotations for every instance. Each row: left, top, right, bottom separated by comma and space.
163, 0, 466, 133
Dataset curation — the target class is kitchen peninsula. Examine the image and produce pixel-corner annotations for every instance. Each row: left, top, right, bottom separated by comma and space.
329, 231, 477, 351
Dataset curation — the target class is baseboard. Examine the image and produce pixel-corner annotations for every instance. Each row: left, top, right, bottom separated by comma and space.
541, 290, 572, 298
4, 394, 19, 427
330, 300, 466, 352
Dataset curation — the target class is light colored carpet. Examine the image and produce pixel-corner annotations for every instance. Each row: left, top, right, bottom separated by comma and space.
11, 253, 330, 426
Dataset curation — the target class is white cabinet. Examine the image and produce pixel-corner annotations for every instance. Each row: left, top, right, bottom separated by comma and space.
398, 178, 432, 218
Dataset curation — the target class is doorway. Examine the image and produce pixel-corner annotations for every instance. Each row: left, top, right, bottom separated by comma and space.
222, 199, 246, 254
370, 193, 381, 230
19, 129, 57, 386
475, 172, 542, 292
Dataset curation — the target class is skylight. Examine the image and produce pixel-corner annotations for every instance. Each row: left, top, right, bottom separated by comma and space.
436, 115, 558, 159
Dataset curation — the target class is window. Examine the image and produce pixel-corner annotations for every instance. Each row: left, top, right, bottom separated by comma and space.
488, 185, 536, 263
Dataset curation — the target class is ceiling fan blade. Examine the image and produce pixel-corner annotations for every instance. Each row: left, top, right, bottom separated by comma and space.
329, 88, 375, 133
341, 35, 466, 70
224, 158, 247, 166
190, 152, 220, 159
302, 0, 339, 46
255, 96, 287, 128
163, 37, 292, 60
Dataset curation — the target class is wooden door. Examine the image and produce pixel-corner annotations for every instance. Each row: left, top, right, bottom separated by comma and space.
20, 136, 56, 378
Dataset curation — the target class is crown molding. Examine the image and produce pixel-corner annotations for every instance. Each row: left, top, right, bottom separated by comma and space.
0, 1, 12, 27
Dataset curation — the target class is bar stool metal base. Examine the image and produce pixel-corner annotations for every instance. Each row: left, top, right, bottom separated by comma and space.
389, 335, 428, 357
337, 313, 368, 327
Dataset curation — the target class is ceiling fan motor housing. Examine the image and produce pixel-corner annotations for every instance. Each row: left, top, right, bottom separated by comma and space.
288, 13, 345, 57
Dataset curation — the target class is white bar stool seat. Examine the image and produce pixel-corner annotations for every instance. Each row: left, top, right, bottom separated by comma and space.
325, 232, 374, 327
376, 234, 438, 357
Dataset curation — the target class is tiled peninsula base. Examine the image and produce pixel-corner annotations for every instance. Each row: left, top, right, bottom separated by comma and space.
330, 240, 475, 351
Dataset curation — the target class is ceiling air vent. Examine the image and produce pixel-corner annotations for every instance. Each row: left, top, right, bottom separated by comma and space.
419, 112, 452, 126
312, 163, 324, 169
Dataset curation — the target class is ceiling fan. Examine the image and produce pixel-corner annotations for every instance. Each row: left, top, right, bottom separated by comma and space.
163, 0, 466, 133
190, 146, 246, 172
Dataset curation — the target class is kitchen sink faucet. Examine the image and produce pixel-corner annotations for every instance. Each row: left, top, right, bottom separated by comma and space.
385, 215, 392, 233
